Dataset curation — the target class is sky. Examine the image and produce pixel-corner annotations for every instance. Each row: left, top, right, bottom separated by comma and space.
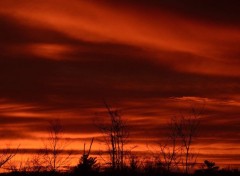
0, 0, 240, 167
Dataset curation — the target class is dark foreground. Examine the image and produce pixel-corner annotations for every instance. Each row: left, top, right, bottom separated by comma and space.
0, 169, 240, 176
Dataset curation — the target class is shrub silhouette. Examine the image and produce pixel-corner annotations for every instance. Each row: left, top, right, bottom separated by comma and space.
203, 160, 219, 172
74, 155, 99, 174
73, 138, 99, 175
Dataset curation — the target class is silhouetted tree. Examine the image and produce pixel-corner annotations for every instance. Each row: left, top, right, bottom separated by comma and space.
129, 156, 138, 171
173, 107, 202, 174
127, 152, 140, 172
43, 119, 72, 172
158, 118, 182, 172
74, 138, 99, 174
6, 158, 29, 173
0, 146, 19, 169
203, 160, 219, 172
98, 102, 129, 171
28, 150, 46, 172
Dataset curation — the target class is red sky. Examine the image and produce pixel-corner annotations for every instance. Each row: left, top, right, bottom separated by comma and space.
0, 0, 240, 167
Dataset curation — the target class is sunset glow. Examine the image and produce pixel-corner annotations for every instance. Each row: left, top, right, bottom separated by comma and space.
0, 0, 240, 172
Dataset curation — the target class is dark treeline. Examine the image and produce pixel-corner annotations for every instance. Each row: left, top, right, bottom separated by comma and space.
0, 104, 239, 176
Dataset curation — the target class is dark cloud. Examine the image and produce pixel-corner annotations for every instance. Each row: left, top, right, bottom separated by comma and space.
0, 116, 43, 125
1, 17, 239, 103
1, 15, 240, 105
1, 51, 240, 108
0, 128, 33, 140
0, 15, 80, 45
107, 0, 240, 26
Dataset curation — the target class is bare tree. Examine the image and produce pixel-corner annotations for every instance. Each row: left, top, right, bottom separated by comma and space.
172, 107, 202, 174
6, 159, 27, 173
43, 119, 72, 172
98, 103, 129, 170
159, 119, 182, 172
127, 151, 140, 172
6, 149, 49, 173
28, 150, 47, 172
0, 146, 19, 169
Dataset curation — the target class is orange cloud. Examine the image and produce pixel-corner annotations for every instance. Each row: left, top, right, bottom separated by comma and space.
28, 43, 73, 60
1, 0, 239, 76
